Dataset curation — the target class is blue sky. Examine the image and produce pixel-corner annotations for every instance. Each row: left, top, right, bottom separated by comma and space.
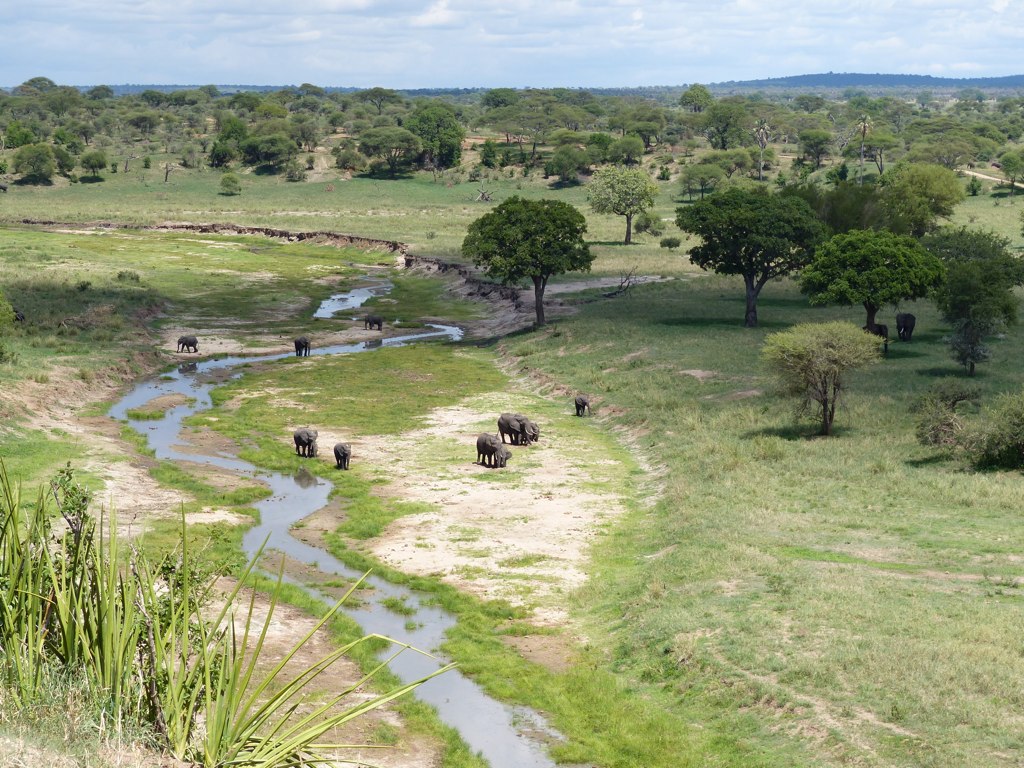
2, 1, 1022, 88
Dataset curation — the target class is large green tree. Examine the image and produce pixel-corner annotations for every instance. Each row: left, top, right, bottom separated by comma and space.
801, 229, 945, 330
679, 84, 713, 113
762, 322, 881, 436
702, 101, 748, 150
676, 188, 825, 327
355, 87, 403, 115
462, 197, 592, 327
358, 127, 421, 177
879, 162, 965, 237
13, 143, 55, 183
404, 101, 465, 169
588, 166, 659, 245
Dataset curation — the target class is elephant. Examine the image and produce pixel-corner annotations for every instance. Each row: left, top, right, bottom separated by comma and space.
293, 427, 318, 458
896, 313, 916, 342
574, 395, 591, 417
864, 323, 889, 355
497, 412, 530, 445
364, 315, 384, 331
333, 442, 352, 470
523, 418, 540, 444
476, 433, 511, 468
12, 308, 24, 322
0, 183, 7, 193
176, 335, 198, 353
294, 336, 311, 357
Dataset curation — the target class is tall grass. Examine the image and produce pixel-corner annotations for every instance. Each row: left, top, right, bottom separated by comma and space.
0, 461, 449, 766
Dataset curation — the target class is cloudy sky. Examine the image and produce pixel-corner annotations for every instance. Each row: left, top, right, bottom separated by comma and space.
2, 1, 1022, 89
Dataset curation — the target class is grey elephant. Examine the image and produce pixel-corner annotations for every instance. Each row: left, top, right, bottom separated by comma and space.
176, 335, 198, 353
12, 308, 24, 322
865, 323, 889, 354
294, 336, 311, 356
364, 315, 384, 331
523, 418, 540, 444
334, 442, 352, 470
497, 413, 529, 445
476, 433, 511, 468
575, 395, 591, 417
293, 427, 318, 458
896, 313, 916, 342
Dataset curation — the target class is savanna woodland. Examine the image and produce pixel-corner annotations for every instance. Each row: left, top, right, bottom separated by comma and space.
2, 75, 1024, 768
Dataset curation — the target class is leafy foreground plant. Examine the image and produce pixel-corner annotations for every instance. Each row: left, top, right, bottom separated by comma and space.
0, 461, 450, 767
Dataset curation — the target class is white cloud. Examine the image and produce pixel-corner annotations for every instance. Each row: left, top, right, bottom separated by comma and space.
411, 0, 459, 27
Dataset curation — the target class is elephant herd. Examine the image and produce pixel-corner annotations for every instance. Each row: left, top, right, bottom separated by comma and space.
172, 315, 386, 358
475, 399, 591, 469
292, 427, 352, 470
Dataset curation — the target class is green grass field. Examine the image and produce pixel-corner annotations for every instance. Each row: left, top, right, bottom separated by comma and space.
2, 157, 1024, 766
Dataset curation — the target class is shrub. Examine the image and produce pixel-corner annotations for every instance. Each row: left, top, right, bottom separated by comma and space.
914, 379, 979, 449
968, 392, 1024, 469
219, 172, 241, 196
660, 237, 682, 251
117, 269, 141, 283
633, 210, 665, 237
284, 161, 307, 182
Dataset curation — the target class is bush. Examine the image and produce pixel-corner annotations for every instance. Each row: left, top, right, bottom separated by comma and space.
660, 237, 682, 251
284, 160, 307, 182
914, 379, 979, 449
633, 210, 665, 237
333, 148, 366, 171
117, 269, 141, 283
219, 172, 241, 196
968, 392, 1024, 469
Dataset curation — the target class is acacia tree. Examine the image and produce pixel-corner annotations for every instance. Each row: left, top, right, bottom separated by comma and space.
800, 229, 945, 331
588, 166, 659, 245
879, 162, 965, 237
462, 197, 592, 327
762, 321, 881, 436
676, 188, 825, 327
358, 127, 421, 177
404, 101, 465, 169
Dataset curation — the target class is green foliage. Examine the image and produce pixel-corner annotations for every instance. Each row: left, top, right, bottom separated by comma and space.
679, 83, 713, 113
405, 101, 465, 169
701, 101, 748, 150
80, 149, 108, 177
679, 163, 725, 200
966, 175, 984, 196
798, 129, 833, 168
358, 127, 421, 177
676, 187, 825, 326
801, 229, 945, 327
219, 172, 241, 196
880, 162, 966, 236
13, 143, 56, 182
633, 210, 664, 237
762, 321, 881, 435
240, 132, 298, 170
478, 139, 499, 168
966, 391, 1024, 468
914, 378, 979, 448
462, 196, 591, 325
588, 166, 659, 244
659, 236, 681, 250
546, 145, 589, 183
607, 135, 645, 165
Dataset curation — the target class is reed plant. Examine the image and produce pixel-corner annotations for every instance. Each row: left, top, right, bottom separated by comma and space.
0, 460, 448, 766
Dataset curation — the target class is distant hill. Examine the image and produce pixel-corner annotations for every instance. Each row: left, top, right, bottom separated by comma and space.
710, 72, 1024, 91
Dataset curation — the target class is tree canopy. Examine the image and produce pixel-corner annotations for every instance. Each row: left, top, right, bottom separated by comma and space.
358, 127, 421, 177
676, 188, 825, 326
800, 229, 945, 329
404, 101, 465, 170
762, 321, 881, 436
461, 196, 592, 327
879, 162, 965, 237
588, 166, 659, 244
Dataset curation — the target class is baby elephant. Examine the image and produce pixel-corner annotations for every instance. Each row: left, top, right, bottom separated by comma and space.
293, 427, 318, 458
177, 335, 198, 353
294, 336, 311, 357
364, 314, 384, 331
476, 433, 511, 468
333, 442, 352, 470
575, 395, 591, 417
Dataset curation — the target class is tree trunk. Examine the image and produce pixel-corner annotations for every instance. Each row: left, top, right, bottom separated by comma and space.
968, 360, 976, 376
864, 303, 879, 331
744, 275, 759, 328
859, 141, 866, 184
624, 213, 633, 245
758, 147, 764, 182
821, 395, 834, 436
532, 276, 547, 327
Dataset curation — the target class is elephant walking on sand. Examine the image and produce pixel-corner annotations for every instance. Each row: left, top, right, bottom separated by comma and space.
294, 336, 311, 356
177, 335, 198, 353
476, 433, 511, 468
333, 442, 352, 470
293, 428, 318, 458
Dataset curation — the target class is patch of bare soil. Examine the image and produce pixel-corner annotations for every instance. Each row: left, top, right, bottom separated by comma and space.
309, 403, 629, 628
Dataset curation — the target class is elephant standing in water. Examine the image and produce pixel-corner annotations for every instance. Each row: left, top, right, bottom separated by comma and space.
574, 395, 591, 417
177, 335, 198, 353
333, 442, 352, 470
293, 427, 318, 458
294, 336, 311, 356
364, 315, 384, 331
476, 433, 511, 468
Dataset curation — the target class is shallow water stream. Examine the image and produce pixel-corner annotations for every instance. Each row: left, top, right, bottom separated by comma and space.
109, 306, 560, 767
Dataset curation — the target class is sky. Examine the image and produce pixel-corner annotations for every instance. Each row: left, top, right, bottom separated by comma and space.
2, 1, 1023, 89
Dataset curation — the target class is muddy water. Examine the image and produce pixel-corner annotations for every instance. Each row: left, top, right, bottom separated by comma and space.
110, 322, 560, 768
